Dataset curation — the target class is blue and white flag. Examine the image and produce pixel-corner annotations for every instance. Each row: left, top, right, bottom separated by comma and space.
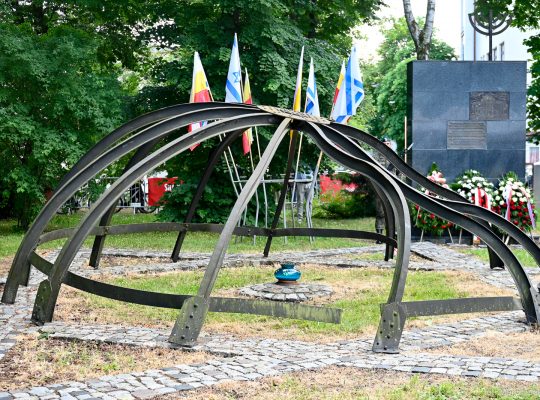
225, 33, 242, 103
331, 45, 364, 123
305, 58, 320, 117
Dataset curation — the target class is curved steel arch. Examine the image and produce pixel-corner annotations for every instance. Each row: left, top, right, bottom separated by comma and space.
57, 102, 257, 191
3, 105, 262, 304
301, 122, 411, 303
169, 119, 411, 349
327, 122, 540, 270
88, 126, 249, 268
306, 122, 540, 323
296, 121, 539, 351
31, 112, 282, 323
170, 129, 246, 261
261, 130, 397, 261
328, 123, 509, 269
5, 103, 538, 355
169, 120, 396, 262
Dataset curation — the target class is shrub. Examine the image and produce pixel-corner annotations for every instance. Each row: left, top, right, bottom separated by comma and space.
317, 173, 376, 219
157, 176, 240, 224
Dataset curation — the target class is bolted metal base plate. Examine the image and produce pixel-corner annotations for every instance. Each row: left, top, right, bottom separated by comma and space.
169, 296, 209, 346
372, 303, 406, 354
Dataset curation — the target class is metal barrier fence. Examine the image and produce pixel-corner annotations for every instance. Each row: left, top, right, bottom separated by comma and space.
58, 177, 155, 214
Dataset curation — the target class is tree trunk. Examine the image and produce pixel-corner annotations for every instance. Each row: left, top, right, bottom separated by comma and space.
416, 43, 430, 60
402, 0, 436, 60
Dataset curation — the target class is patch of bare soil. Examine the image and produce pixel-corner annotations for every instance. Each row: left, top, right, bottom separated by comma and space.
0, 256, 13, 276
423, 330, 540, 362
0, 333, 214, 391
160, 366, 540, 400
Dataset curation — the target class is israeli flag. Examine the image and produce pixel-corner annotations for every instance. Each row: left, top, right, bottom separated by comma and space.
331, 45, 364, 123
305, 58, 320, 117
225, 33, 242, 103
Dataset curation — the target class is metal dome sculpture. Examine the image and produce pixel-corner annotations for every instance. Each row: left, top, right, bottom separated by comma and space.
3, 103, 539, 353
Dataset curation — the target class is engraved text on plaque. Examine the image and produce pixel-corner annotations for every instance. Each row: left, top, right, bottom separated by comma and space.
447, 121, 487, 149
470, 91, 509, 120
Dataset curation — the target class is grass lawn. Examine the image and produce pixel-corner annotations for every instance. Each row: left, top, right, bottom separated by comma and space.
180, 367, 540, 400
56, 265, 509, 341
454, 246, 538, 268
0, 213, 376, 259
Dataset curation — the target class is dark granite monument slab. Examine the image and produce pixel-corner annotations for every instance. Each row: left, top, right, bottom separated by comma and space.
407, 61, 526, 182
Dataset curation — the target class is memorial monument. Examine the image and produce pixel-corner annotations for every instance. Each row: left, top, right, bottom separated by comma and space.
3, 103, 539, 355
407, 60, 526, 182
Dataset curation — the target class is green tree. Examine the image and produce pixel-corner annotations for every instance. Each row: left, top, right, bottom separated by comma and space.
0, 24, 125, 228
512, 0, 540, 143
0, 1, 168, 227
134, 0, 385, 223
373, 58, 411, 150
130, 0, 385, 116
402, 0, 435, 60
0, 0, 386, 227
2, 1, 162, 69
376, 18, 455, 76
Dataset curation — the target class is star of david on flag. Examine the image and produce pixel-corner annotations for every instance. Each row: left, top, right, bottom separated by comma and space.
331, 45, 364, 123
225, 33, 242, 103
305, 58, 320, 117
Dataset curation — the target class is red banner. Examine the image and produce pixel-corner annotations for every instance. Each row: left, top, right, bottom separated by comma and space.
147, 177, 178, 206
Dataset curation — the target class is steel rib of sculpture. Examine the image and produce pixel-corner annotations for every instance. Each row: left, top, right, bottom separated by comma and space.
3, 103, 539, 354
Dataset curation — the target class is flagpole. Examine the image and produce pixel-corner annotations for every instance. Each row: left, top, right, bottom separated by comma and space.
208, 85, 244, 196
241, 72, 259, 238
235, 63, 250, 229
287, 46, 304, 232
248, 149, 260, 243
307, 59, 346, 240
291, 56, 317, 226
242, 67, 268, 229
254, 126, 269, 227
290, 132, 303, 225
306, 150, 323, 242
235, 63, 250, 231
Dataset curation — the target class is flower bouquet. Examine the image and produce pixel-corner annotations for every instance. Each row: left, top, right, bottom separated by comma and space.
411, 167, 453, 236
452, 169, 495, 208
492, 172, 536, 232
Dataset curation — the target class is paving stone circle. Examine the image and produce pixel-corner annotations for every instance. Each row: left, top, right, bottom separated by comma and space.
238, 282, 333, 302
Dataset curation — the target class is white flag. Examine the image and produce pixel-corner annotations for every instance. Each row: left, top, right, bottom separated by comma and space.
225, 33, 242, 103
305, 58, 320, 117
331, 45, 364, 123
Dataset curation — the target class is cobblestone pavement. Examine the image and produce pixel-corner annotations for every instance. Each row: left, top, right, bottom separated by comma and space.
238, 282, 333, 302
1, 242, 540, 399
35, 311, 526, 355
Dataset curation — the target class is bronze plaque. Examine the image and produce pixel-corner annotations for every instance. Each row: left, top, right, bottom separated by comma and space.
470, 92, 509, 120
447, 121, 487, 150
